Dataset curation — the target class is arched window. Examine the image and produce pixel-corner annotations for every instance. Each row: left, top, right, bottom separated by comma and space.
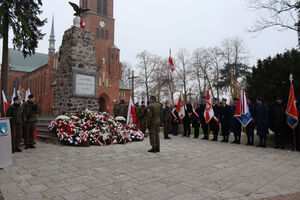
97, 0, 102, 14
13, 78, 19, 90
101, 29, 104, 39
96, 28, 100, 39
105, 30, 108, 40
83, 0, 88, 8
103, 0, 107, 15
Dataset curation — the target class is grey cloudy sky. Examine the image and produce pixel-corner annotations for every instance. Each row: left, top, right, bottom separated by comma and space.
0, 0, 298, 67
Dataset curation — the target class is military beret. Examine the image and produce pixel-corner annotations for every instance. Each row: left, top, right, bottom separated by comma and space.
13, 96, 19, 101
201, 96, 206, 99
212, 98, 217, 101
28, 94, 34, 99
234, 97, 239, 101
222, 98, 227, 101
119, 100, 125, 105
141, 101, 145, 104
150, 96, 156, 100
276, 97, 282, 101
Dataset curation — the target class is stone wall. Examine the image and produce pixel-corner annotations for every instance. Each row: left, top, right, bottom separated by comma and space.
54, 26, 99, 115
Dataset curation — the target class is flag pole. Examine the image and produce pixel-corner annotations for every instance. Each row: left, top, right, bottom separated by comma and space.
207, 123, 210, 140
170, 49, 174, 104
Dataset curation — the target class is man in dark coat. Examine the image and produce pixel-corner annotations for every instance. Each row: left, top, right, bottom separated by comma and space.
210, 98, 220, 141
200, 96, 208, 140
7, 96, 24, 153
269, 97, 287, 149
162, 101, 172, 139
191, 102, 201, 138
230, 98, 242, 144
183, 99, 193, 137
255, 97, 269, 148
219, 98, 230, 142
171, 104, 179, 136
246, 97, 255, 146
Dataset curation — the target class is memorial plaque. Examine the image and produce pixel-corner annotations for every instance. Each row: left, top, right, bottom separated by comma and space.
72, 69, 97, 98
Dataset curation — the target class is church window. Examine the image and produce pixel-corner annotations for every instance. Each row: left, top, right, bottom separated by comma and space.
97, 0, 102, 14
101, 29, 104, 39
116, 54, 118, 60
96, 28, 100, 39
13, 78, 19, 90
105, 30, 108, 40
106, 79, 108, 87
99, 78, 102, 86
112, 54, 114, 60
103, 0, 107, 15
83, 0, 88, 8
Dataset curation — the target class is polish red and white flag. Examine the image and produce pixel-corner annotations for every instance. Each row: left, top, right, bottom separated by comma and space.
176, 93, 185, 119
126, 97, 137, 125
204, 90, 214, 123
2, 90, 9, 116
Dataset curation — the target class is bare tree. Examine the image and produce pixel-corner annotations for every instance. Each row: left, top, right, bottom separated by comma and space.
136, 50, 160, 100
219, 37, 250, 99
175, 48, 192, 101
121, 61, 132, 87
249, 0, 300, 46
192, 48, 215, 98
209, 47, 224, 101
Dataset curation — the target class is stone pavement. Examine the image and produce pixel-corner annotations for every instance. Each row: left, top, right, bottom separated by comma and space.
1, 133, 300, 200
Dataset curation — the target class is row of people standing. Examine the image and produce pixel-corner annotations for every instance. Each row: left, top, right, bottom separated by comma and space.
7, 95, 40, 153
164, 96, 300, 151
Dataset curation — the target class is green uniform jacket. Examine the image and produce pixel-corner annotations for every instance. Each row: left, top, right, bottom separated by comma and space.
147, 101, 163, 128
113, 104, 120, 117
22, 101, 40, 123
7, 104, 25, 124
162, 106, 172, 122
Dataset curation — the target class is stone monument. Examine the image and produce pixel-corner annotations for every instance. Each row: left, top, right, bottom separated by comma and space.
54, 23, 99, 115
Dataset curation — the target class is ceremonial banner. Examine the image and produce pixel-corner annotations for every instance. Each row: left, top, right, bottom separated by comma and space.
286, 83, 298, 129
176, 93, 185, 119
204, 90, 214, 123
234, 88, 252, 127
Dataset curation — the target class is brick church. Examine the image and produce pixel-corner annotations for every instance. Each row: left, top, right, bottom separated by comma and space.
5, 0, 131, 115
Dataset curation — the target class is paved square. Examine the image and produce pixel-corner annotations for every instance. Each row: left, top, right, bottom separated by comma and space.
1, 133, 300, 200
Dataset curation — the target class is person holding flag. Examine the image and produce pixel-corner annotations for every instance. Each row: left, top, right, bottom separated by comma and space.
191, 102, 201, 138
210, 98, 220, 141
286, 74, 299, 151
204, 90, 215, 139
230, 97, 242, 144
234, 88, 253, 145
171, 104, 179, 136
200, 96, 208, 140
246, 97, 255, 146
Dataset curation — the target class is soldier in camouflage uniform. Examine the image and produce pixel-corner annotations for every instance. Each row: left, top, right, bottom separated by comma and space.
147, 96, 163, 153
7, 96, 24, 153
22, 94, 39, 149
113, 100, 120, 117
162, 101, 172, 139
137, 101, 147, 135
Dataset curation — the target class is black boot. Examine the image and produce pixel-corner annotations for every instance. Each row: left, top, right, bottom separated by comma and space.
148, 148, 157, 153
231, 136, 237, 143
256, 136, 263, 147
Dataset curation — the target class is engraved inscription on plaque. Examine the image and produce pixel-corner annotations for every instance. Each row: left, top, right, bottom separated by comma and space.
75, 74, 96, 96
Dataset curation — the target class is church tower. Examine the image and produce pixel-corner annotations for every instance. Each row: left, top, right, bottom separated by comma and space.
48, 16, 55, 54
80, 0, 122, 80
